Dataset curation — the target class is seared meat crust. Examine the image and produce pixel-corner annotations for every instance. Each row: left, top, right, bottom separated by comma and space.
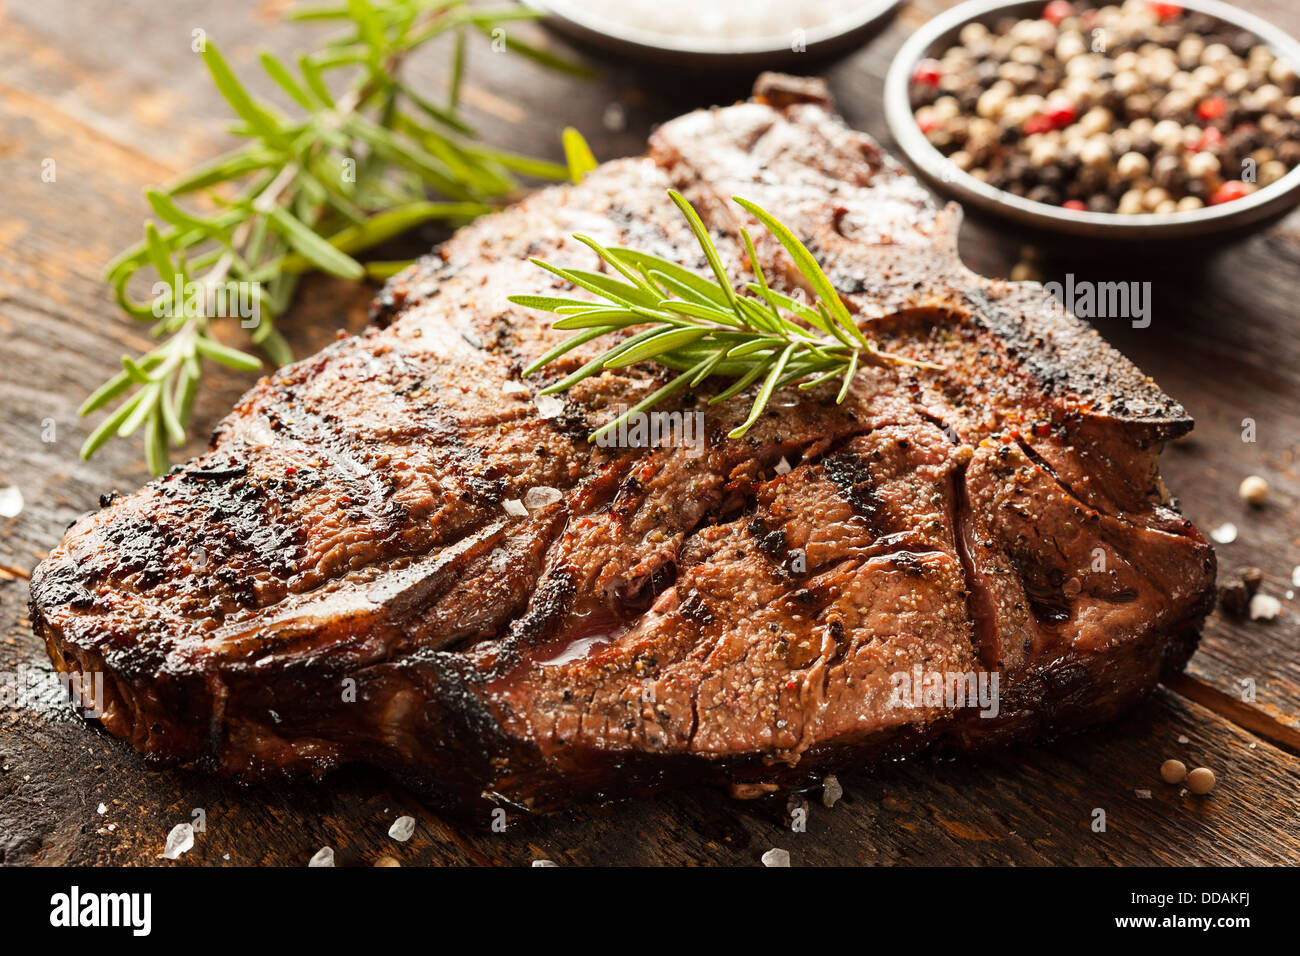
32, 76, 1213, 808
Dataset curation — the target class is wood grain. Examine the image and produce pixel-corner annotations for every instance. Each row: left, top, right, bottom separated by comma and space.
1, 0, 1298, 866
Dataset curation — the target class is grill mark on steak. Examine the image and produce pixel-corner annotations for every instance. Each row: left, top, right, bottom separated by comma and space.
30, 74, 1215, 809
822, 452, 882, 522
1011, 433, 1116, 519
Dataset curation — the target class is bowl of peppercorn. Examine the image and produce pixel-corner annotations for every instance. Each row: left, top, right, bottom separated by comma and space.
884, 0, 1300, 239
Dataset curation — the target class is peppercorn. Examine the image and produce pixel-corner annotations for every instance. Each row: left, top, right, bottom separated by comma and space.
1160, 759, 1187, 783
1187, 767, 1216, 794
911, 2, 1300, 214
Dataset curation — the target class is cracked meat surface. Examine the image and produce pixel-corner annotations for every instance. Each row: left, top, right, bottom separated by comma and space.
31, 75, 1214, 808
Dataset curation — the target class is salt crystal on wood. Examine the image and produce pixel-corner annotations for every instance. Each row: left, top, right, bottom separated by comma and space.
1249, 593, 1281, 620
308, 846, 335, 867
163, 823, 194, 860
388, 815, 416, 842
1210, 522, 1238, 544
0, 486, 23, 519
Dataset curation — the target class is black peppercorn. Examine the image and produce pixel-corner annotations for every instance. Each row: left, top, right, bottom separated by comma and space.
908, 3, 1300, 215
1028, 185, 1061, 205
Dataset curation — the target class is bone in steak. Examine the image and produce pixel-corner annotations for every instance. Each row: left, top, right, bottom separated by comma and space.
32, 76, 1215, 809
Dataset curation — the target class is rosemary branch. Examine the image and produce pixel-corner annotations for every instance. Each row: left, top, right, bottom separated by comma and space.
83, 0, 589, 474
509, 190, 939, 442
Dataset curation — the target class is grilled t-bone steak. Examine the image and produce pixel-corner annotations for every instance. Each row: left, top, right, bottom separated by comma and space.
32, 76, 1215, 809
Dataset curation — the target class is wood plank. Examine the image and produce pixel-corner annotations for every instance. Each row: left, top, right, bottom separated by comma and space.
4, 675, 1294, 865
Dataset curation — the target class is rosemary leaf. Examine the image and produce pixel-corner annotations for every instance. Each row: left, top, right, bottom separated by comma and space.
85, 1, 581, 474
512, 190, 938, 442
562, 127, 598, 183
268, 206, 365, 278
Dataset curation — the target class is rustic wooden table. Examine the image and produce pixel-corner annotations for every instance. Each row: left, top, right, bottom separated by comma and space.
1, 0, 1298, 866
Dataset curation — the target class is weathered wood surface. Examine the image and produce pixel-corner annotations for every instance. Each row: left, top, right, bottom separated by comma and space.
1, 0, 1298, 866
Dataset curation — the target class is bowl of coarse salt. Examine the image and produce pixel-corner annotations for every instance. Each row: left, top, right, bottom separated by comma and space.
523, 0, 902, 68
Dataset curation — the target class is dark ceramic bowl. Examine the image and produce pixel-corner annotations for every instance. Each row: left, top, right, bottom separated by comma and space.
523, 0, 902, 70
884, 0, 1300, 239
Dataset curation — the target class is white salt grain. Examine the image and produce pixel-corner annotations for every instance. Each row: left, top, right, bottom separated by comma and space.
0, 486, 23, 519
1292, 566, 1300, 588
97, 803, 107, 815
308, 846, 335, 867
163, 823, 194, 860
1210, 522, 1238, 544
243, 418, 277, 448
534, 394, 565, 419
503, 499, 528, 517
761, 847, 791, 867
1249, 593, 1282, 620
388, 815, 416, 842
502, 381, 529, 396
774, 457, 792, 476
1178, 735, 1190, 744
561, 0, 867, 47
602, 102, 627, 131
523, 486, 562, 510
532, 859, 558, 867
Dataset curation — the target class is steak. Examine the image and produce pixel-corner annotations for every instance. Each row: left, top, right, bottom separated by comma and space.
31, 76, 1215, 809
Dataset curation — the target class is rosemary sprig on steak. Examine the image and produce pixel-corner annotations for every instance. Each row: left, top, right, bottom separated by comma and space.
81, 0, 589, 475
510, 190, 938, 442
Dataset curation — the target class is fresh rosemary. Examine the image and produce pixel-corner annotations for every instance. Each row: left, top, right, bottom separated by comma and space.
83, 0, 588, 474
509, 190, 938, 442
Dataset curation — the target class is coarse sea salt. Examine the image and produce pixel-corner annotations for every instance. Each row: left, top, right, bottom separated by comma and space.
163, 822, 194, 860
532, 859, 558, 867
1249, 593, 1282, 620
761, 847, 791, 867
1209, 522, 1238, 544
308, 846, 335, 867
502, 380, 529, 396
558, 0, 868, 46
1292, 566, 1300, 588
534, 394, 565, 419
0, 486, 23, 519
774, 457, 792, 476
243, 418, 277, 448
97, 803, 107, 815
523, 486, 562, 510
602, 102, 627, 132
503, 499, 528, 518
388, 815, 416, 842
